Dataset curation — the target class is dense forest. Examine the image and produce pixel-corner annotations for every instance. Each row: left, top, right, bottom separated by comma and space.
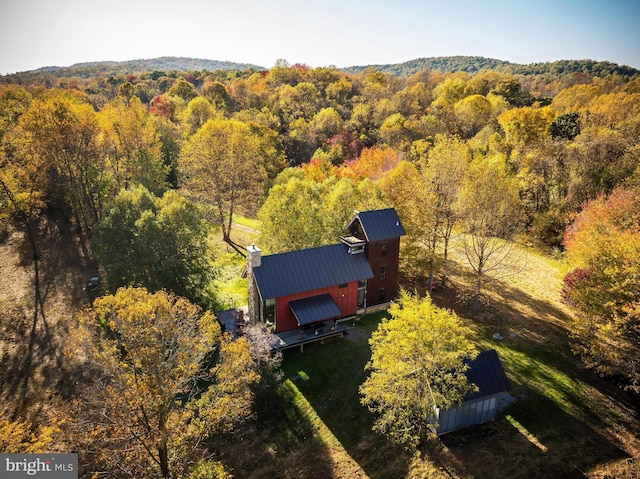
1, 56, 639, 478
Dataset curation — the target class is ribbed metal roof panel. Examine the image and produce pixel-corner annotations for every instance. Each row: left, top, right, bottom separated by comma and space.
289, 293, 342, 325
348, 208, 406, 241
465, 349, 511, 399
252, 243, 374, 299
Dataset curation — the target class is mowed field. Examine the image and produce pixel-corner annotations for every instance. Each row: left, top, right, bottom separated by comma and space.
213, 232, 640, 479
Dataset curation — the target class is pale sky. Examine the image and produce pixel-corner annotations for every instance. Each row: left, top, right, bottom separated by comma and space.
1, 0, 639, 75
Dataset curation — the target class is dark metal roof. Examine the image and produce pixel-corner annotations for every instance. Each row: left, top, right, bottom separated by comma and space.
289, 294, 342, 326
252, 243, 374, 299
465, 349, 511, 400
347, 208, 406, 242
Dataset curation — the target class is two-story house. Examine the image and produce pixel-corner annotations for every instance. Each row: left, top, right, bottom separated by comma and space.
246, 208, 405, 336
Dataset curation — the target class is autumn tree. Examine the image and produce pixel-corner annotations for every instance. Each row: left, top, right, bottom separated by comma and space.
379, 112, 412, 150
167, 77, 198, 102
458, 155, 524, 313
202, 81, 231, 111
0, 413, 65, 453
430, 76, 468, 131
0, 90, 94, 379
0, 85, 32, 141
392, 82, 432, 118
497, 105, 555, 158
71, 287, 259, 478
93, 186, 213, 306
378, 160, 428, 276
179, 96, 218, 135
256, 174, 322, 253
379, 136, 469, 290
360, 291, 478, 449
179, 118, 268, 243
453, 94, 494, 139
150, 94, 181, 121
563, 92, 640, 208
0, 147, 54, 397
97, 96, 168, 195
420, 135, 470, 291
326, 76, 354, 105
561, 188, 640, 391
323, 130, 364, 164
341, 146, 400, 182
359, 69, 395, 102
257, 170, 385, 253
275, 81, 322, 123
8, 90, 105, 233
348, 101, 376, 145
490, 78, 533, 107
549, 111, 581, 140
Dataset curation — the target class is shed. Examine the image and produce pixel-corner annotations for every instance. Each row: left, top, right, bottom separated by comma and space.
435, 349, 514, 435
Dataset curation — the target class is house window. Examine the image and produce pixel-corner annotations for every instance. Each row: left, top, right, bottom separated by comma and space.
380, 265, 386, 280
379, 288, 386, 301
263, 298, 275, 324
339, 283, 348, 289
348, 243, 365, 254
381, 243, 388, 257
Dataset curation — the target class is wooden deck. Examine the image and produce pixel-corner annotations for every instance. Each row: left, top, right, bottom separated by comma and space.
217, 307, 248, 337
274, 324, 347, 351
217, 308, 347, 351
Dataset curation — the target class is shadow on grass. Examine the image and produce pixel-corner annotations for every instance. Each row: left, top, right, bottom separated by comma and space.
428, 266, 636, 478
2, 214, 92, 414
278, 318, 413, 479
210, 376, 340, 479
440, 393, 628, 478
229, 268, 639, 478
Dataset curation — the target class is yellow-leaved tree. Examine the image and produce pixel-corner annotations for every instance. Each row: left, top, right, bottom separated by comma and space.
360, 291, 477, 449
179, 118, 268, 243
70, 287, 259, 478
0, 414, 65, 453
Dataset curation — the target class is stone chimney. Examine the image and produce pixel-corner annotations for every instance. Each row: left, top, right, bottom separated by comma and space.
246, 245, 261, 323
247, 244, 261, 268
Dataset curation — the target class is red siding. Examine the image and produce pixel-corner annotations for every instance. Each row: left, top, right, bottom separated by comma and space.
274, 281, 359, 333
365, 238, 401, 306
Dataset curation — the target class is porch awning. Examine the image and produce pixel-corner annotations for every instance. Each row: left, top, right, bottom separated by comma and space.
289, 293, 342, 326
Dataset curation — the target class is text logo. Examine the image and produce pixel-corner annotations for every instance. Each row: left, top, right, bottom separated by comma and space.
1, 454, 77, 478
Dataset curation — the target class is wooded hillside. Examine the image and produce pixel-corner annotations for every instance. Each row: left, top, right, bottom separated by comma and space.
1, 55, 639, 478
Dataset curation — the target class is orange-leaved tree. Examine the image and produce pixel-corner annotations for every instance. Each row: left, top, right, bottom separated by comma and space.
561, 188, 640, 391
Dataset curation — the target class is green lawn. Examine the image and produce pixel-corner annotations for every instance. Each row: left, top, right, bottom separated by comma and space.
213, 240, 639, 479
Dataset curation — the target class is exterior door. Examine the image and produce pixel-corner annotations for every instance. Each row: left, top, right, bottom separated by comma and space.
357, 280, 367, 311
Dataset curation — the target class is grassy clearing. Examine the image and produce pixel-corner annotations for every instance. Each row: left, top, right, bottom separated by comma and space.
207, 218, 259, 309
3, 213, 637, 477
232, 214, 261, 232
214, 236, 639, 478
202, 220, 639, 477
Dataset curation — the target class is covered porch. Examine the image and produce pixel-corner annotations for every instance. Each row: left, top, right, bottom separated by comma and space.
277, 293, 346, 351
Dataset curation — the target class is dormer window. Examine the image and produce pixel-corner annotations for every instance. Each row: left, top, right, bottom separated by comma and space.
350, 244, 365, 254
